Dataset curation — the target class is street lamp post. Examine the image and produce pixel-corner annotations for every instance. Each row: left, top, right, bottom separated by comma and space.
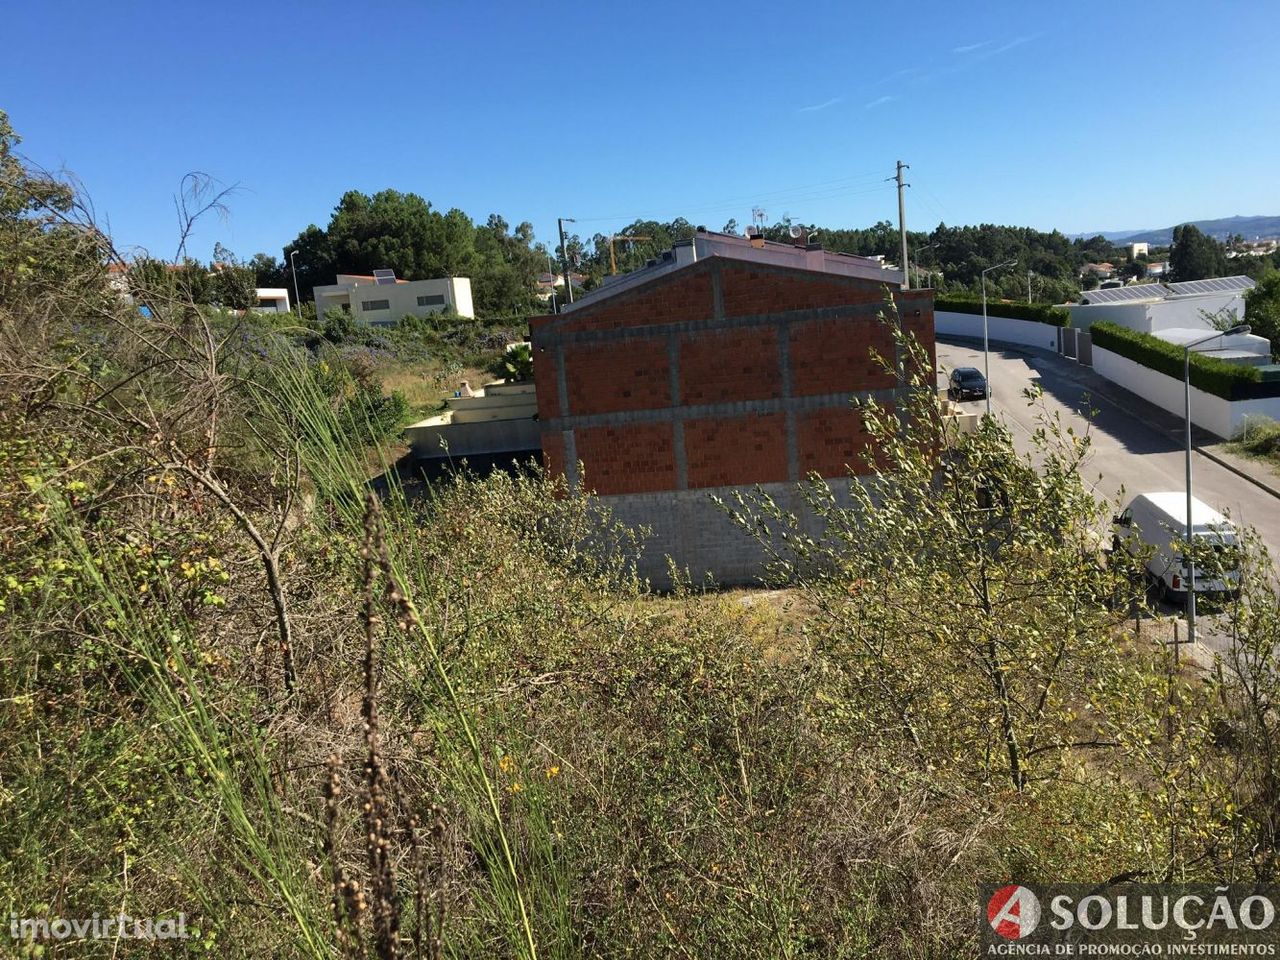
1181, 323, 1250, 651
288, 250, 301, 317
981, 258, 1018, 417
547, 254, 558, 313
913, 242, 937, 289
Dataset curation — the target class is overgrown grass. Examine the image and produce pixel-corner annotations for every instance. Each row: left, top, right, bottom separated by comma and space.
1229, 416, 1280, 469
6, 169, 1280, 957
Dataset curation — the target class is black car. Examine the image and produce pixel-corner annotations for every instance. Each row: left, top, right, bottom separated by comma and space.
948, 366, 989, 400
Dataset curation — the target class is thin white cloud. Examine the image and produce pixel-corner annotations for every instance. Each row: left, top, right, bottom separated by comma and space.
864, 95, 895, 109
953, 39, 993, 54
799, 97, 843, 113
872, 66, 925, 87
992, 35, 1035, 54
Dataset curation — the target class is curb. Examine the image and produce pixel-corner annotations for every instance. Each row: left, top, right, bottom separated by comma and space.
1196, 447, 1280, 502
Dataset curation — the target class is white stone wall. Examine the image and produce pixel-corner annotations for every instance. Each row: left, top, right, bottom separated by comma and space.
934, 310, 1062, 351
1091, 346, 1280, 439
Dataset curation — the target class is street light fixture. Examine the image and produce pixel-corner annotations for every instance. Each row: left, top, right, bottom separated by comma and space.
913, 242, 937, 289
981, 258, 1018, 417
1181, 323, 1250, 652
288, 250, 301, 318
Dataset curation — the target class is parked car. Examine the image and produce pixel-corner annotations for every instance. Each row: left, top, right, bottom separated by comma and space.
948, 367, 989, 401
1112, 492, 1242, 600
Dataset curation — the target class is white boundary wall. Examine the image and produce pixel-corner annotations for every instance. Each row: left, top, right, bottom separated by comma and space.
1092, 346, 1280, 439
934, 310, 1062, 351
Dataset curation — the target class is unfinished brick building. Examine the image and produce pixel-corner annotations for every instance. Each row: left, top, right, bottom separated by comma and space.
529, 229, 935, 584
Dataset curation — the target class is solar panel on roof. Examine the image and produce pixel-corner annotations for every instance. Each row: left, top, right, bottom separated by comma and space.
1080, 284, 1168, 305
372, 268, 397, 286
1164, 276, 1255, 297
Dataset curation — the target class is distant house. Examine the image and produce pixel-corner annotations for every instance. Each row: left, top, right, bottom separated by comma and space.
254, 288, 291, 313
1069, 275, 1270, 360
535, 271, 587, 302
1146, 261, 1169, 277
1081, 262, 1116, 279
312, 271, 474, 325
1128, 242, 1149, 259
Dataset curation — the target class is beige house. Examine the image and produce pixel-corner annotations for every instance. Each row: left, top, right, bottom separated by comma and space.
312, 270, 474, 325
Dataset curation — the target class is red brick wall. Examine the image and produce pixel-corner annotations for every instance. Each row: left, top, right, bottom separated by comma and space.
574, 422, 676, 494
541, 270, 714, 335
679, 327, 781, 404
531, 256, 934, 496
542, 429, 566, 480
796, 406, 878, 478
532, 341, 560, 422
563, 339, 671, 415
684, 413, 788, 488
788, 316, 896, 396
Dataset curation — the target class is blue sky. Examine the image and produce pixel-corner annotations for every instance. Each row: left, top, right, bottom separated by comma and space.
4, 0, 1277, 262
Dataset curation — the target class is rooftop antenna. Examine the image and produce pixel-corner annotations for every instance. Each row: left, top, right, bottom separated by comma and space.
751, 206, 767, 229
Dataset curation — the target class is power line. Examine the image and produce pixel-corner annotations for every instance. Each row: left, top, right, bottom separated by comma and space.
568, 168, 891, 224
569, 185, 894, 237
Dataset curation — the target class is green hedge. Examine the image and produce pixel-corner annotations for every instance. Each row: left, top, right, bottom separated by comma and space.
1089, 321, 1261, 400
935, 295, 1071, 327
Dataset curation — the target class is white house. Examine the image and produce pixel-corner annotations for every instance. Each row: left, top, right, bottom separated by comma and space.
1068, 276, 1270, 360
313, 270, 474, 326
254, 288, 291, 313
1128, 241, 1149, 259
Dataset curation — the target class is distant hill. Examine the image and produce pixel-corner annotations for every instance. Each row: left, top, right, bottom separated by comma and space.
1070, 215, 1280, 246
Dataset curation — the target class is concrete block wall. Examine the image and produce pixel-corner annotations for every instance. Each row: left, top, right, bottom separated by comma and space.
599, 477, 863, 588
531, 256, 934, 498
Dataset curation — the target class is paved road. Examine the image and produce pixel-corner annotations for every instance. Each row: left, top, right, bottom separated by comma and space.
937, 338, 1280, 664
937, 339, 1280, 548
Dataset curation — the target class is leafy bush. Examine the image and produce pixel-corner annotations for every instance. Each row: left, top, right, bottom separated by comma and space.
488, 342, 533, 382
322, 305, 357, 343
1233, 416, 1280, 461
935, 294, 1070, 327
1089, 321, 1262, 399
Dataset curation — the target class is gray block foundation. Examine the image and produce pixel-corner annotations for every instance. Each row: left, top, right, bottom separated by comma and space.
595, 477, 862, 589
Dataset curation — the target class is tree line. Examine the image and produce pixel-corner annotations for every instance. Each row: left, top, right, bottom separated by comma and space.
167, 184, 1280, 319
559, 217, 1280, 305
249, 190, 553, 320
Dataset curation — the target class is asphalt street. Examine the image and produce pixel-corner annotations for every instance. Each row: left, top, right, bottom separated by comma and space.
936, 337, 1280, 664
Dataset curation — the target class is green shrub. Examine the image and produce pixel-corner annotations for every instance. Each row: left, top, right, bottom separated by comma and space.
488, 342, 533, 382
1234, 416, 1280, 460
322, 305, 356, 343
935, 295, 1071, 327
1089, 321, 1261, 400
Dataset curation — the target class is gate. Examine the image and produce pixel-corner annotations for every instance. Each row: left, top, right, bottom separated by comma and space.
1059, 327, 1077, 360
1077, 331, 1092, 366
1058, 328, 1092, 366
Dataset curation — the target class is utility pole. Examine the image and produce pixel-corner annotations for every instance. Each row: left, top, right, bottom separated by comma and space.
1027, 269, 1033, 304
891, 161, 910, 289
558, 217, 576, 305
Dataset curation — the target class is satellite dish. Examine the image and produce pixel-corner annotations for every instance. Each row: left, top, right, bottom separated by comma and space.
788, 224, 803, 239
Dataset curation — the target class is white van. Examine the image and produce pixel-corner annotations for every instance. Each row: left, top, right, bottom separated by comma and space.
1112, 492, 1242, 600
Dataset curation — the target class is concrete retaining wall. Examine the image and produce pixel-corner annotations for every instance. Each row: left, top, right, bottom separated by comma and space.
1092, 346, 1280, 439
406, 417, 540, 458
935, 310, 1062, 351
